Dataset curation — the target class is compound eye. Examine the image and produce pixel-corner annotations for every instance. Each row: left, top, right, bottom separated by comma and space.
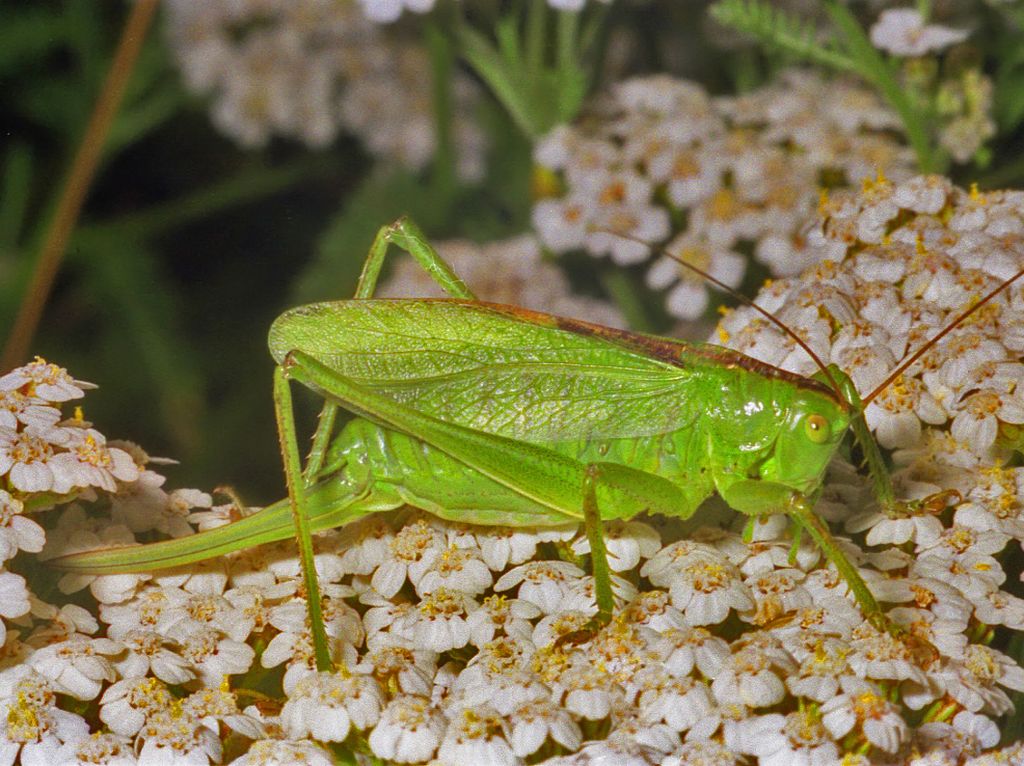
804, 414, 830, 444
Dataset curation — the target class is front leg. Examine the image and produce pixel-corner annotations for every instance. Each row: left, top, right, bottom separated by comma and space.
718, 479, 887, 633
582, 463, 615, 626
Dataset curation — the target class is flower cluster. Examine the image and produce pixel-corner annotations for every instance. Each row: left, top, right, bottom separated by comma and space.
531, 70, 916, 319
8, 173, 1024, 763
0, 359, 143, 657
163, 0, 486, 179
716, 173, 1024, 753
357, 0, 611, 23
37, 504, 1024, 764
378, 235, 626, 328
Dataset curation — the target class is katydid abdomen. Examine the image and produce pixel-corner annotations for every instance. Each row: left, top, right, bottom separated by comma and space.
328, 418, 715, 526
55, 415, 710, 574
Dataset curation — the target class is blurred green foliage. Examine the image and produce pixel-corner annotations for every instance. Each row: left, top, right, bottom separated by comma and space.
5, 0, 1024, 506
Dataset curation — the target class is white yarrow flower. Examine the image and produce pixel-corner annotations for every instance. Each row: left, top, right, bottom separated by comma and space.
0, 358, 93, 402
870, 9, 969, 57
367, 694, 445, 763
281, 671, 383, 743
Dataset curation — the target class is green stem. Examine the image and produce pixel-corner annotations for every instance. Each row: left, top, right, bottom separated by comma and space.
600, 268, 657, 333
836, 372, 898, 511
457, 20, 538, 138
557, 9, 579, 71
0, 145, 32, 250
425, 21, 457, 207
556, 7, 585, 124
578, 1, 610, 56
526, 0, 547, 76
824, 1, 941, 173
73, 157, 335, 247
920, 699, 945, 723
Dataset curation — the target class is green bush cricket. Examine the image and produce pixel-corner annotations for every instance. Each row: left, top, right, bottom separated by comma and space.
53, 217, 1024, 671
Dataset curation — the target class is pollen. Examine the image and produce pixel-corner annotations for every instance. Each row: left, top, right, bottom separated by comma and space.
25, 356, 61, 383
708, 188, 740, 221
964, 645, 999, 682
437, 545, 468, 574
6, 693, 41, 743
456, 708, 504, 739
818, 188, 830, 215
9, 433, 52, 464
945, 527, 976, 554
852, 690, 887, 719
418, 589, 463, 618
75, 434, 113, 468
966, 391, 1001, 417
671, 151, 700, 178
784, 708, 826, 745
686, 561, 730, 592
861, 168, 889, 195
0, 390, 28, 415
187, 595, 219, 623
910, 584, 937, 609
390, 520, 435, 561
598, 180, 627, 205
877, 374, 920, 411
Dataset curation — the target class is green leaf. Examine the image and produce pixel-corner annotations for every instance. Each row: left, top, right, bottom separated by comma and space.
83, 242, 205, 455
107, 86, 186, 156
65, 0, 105, 91
458, 22, 538, 138
995, 67, 1024, 131
107, 30, 182, 154
708, 0, 854, 72
496, 12, 524, 70
994, 40, 1024, 132
0, 7, 70, 75
0, 144, 33, 249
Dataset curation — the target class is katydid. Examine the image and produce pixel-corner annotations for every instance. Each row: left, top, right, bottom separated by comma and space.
52, 217, 1024, 673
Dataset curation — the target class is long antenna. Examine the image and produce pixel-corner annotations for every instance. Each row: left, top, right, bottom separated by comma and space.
861, 263, 1024, 405
591, 228, 843, 398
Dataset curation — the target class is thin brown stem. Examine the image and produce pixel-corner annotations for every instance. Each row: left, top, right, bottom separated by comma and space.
2, 0, 159, 370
